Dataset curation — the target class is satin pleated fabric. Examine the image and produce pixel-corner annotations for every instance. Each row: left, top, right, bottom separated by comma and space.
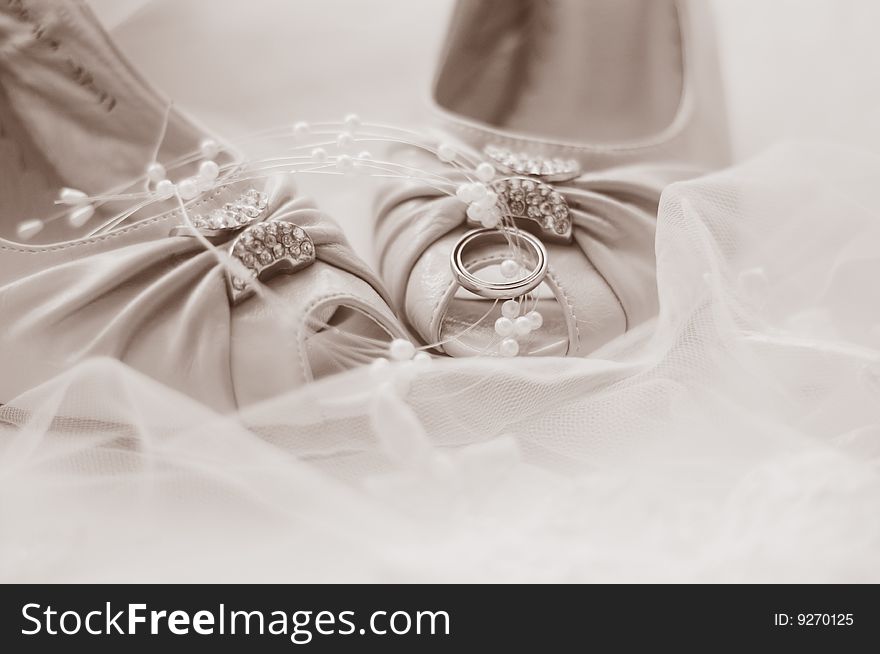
0, 177, 402, 410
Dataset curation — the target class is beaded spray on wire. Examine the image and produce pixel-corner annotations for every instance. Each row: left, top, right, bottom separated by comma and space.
16, 111, 546, 361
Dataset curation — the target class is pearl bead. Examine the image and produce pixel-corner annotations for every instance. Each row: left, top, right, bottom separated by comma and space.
494, 316, 514, 337
389, 338, 416, 361
514, 315, 533, 336
146, 162, 166, 184
476, 162, 495, 183
293, 121, 310, 138
437, 143, 456, 163
456, 182, 485, 204
344, 113, 361, 131
413, 351, 432, 371
198, 159, 220, 181
155, 179, 175, 199
466, 203, 485, 221
16, 219, 44, 240
67, 204, 95, 228
500, 259, 520, 279
59, 187, 88, 205
311, 147, 328, 163
502, 299, 520, 319
369, 357, 390, 378
177, 177, 200, 200
355, 151, 372, 174
336, 132, 354, 149
499, 338, 520, 357
336, 154, 354, 173
469, 182, 488, 201
480, 210, 501, 228
477, 191, 498, 210
200, 138, 220, 160
527, 310, 544, 329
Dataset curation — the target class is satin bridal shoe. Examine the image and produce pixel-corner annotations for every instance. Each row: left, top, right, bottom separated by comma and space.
0, 0, 406, 410
375, 0, 730, 358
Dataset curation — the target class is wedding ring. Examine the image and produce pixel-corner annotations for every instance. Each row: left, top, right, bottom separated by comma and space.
450, 228, 548, 299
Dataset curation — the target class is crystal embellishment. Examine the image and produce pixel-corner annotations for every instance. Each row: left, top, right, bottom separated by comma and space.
484, 145, 581, 183
169, 187, 316, 305
487, 177, 572, 241
190, 188, 269, 233
226, 220, 316, 304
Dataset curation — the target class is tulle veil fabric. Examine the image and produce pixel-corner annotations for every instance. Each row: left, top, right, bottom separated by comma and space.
2, 142, 879, 582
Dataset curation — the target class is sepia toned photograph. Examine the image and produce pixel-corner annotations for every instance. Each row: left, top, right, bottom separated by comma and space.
1, 0, 878, 604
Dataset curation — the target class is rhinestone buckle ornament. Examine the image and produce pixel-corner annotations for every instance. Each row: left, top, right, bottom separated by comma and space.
484, 145, 581, 183
490, 177, 572, 242
170, 188, 316, 305
169, 188, 271, 241
474, 146, 578, 243
226, 219, 315, 304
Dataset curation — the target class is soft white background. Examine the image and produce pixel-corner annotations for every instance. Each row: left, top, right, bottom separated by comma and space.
4, 1, 877, 583
95, 0, 880, 156
90, 0, 880, 257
